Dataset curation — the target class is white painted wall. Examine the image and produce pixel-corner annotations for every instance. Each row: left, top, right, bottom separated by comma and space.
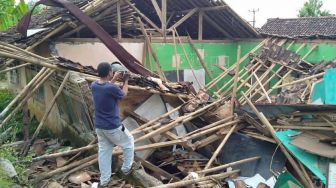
54, 41, 144, 68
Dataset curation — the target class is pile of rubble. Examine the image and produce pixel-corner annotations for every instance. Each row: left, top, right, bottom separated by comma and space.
0, 37, 335, 188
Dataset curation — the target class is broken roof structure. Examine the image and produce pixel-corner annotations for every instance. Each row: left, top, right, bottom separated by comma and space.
0, 0, 336, 187
260, 17, 336, 39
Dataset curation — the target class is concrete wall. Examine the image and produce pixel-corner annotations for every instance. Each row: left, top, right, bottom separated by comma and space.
53, 40, 145, 68
147, 39, 336, 93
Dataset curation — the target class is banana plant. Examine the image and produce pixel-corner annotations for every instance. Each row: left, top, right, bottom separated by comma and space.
0, 0, 28, 30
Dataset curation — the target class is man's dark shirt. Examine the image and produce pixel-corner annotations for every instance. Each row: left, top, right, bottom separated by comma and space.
91, 81, 125, 130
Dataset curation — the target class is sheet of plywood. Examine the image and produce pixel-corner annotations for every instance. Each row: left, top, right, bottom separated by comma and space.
291, 132, 336, 158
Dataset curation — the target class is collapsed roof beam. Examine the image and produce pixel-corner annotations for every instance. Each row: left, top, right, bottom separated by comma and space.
167, 5, 228, 14
168, 8, 198, 31
150, 0, 162, 23
123, 0, 163, 35
162, 0, 167, 40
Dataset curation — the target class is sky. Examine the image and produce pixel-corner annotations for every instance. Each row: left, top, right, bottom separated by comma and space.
225, 0, 336, 28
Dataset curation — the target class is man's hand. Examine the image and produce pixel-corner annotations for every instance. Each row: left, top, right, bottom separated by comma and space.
111, 71, 122, 83
122, 72, 130, 82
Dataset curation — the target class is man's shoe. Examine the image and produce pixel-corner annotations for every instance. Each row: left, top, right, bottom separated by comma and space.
98, 179, 122, 188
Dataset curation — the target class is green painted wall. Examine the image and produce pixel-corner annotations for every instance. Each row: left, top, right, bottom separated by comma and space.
147, 40, 336, 94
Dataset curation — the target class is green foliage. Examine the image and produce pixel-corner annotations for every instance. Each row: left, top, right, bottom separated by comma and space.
298, 0, 334, 17
0, 0, 29, 30
0, 90, 43, 143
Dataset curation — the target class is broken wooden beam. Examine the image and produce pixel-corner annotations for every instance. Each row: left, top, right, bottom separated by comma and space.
241, 92, 314, 188
135, 155, 181, 182
203, 124, 237, 170
198, 156, 260, 174
22, 72, 71, 156
149, 170, 240, 188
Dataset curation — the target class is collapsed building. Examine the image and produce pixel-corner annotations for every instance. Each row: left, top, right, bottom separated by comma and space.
0, 0, 336, 187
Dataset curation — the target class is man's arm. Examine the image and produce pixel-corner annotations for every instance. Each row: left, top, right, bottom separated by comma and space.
122, 72, 130, 96
110, 71, 122, 83
122, 80, 128, 96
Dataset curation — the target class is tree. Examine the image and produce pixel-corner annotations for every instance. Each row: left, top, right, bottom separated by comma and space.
0, 0, 28, 30
298, 0, 334, 17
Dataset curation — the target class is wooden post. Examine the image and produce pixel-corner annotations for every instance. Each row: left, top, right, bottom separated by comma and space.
151, 0, 162, 23
168, 8, 198, 30
135, 156, 180, 181
203, 124, 237, 170
117, 0, 122, 40
23, 103, 29, 142
198, 11, 203, 40
198, 156, 260, 174
124, 0, 163, 35
187, 37, 213, 81
22, 72, 71, 156
136, 17, 167, 81
149, 170, 239, 188
161, 0, 167, 40
174, 28, 202, 88
172, 30, 180, 82
241, 92, 314, 188
231, 45, 241, 114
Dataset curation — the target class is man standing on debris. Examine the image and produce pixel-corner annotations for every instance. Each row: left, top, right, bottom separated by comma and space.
91, 62, 134, 187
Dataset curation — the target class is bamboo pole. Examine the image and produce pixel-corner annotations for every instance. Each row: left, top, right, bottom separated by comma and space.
246, 64, 286, 102
241, 92, 313, 188
172, 30, 180, 82
0, 69, 55, 129
205, 38, 269, 91
0, 67, 47, 119
184, 115, 234, 137
186, 119, 239, 140
131, 105, 182, 134
198, 156, 260, 174
217, 61, 263, 97
33, 154, 98, 183
0, 63, 31, 74
135, 99, 223, 143
256, 44, 318, 102
136, 16, 166, 81
272, 126, 335, 131
149, 170, 240, 188
231, 45, 241, 114
84, 75, 190, 99
252, 72, 272, 103
238, 63, 276, 103
203, 124, 237, 170
22, 72, 71, 156
272, 72, 324, 89
174, 28, 202, 89
34, 139, 185, 182
187, 36, 213, 81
